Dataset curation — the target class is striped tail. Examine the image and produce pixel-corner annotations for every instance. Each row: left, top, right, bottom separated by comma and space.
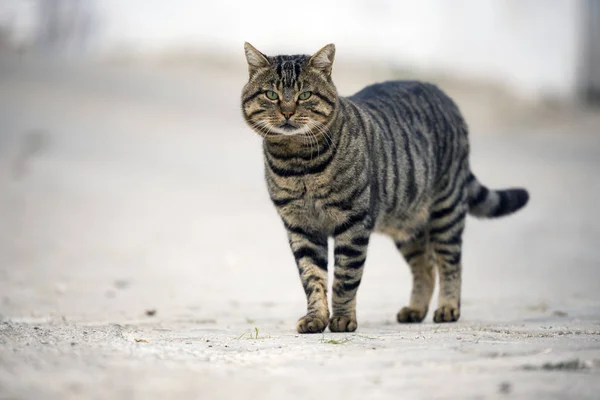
466, 173, 529, 218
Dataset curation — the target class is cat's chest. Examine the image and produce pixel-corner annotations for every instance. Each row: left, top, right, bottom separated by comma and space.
270, 175, 339, 232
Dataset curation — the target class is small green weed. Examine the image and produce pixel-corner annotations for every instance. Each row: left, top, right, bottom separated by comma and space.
321, 337, 352, 345
237, 327, 267, 340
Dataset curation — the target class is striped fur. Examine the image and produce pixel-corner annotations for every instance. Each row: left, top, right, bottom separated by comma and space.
241, 43, 529, 333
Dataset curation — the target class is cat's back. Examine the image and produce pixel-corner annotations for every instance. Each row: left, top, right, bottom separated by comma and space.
346, 79, 467, 146
348, 80, 452, 110
349, 80, 424, 101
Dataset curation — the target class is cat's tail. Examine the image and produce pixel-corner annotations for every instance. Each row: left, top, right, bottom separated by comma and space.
466, 173, 529, 218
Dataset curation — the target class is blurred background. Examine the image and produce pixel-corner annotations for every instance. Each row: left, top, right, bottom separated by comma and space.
0, 0, 599, 325
2, 0, 600, 101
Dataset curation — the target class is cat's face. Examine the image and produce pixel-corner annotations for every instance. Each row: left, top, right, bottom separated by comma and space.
241, 43, 338, 138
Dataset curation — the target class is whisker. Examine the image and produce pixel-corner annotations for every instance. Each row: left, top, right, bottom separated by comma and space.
249, 120, 273, 139
315, 120, 336, 150
309, 120, 333, 152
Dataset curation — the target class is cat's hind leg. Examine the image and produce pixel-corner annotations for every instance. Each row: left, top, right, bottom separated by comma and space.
429, 199, 467, 323
395, 231, 436, 323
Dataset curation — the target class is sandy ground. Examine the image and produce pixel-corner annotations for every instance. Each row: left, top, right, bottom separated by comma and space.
0, 55, 599, 399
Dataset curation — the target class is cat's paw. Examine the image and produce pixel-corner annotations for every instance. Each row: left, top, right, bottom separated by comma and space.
433, 305, 460, 323
296, 314, 328, 334
329, 315, 357, 332
397, 306, 427, 323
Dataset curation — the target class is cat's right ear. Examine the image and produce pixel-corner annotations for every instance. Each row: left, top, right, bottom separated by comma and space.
244, 42, 270, 77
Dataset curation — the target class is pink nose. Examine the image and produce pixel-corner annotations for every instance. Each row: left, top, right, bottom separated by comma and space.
282, 111, 294, 119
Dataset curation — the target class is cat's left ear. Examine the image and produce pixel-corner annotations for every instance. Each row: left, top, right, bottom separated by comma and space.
309, 44, 335, 76
244, 42, 270, 76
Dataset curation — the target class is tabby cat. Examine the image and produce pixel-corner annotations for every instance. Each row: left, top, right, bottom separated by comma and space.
241, 42, 529, 333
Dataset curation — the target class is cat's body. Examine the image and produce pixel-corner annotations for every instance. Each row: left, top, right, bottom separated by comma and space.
242, 43, 528, 333
265, 83, 442, 245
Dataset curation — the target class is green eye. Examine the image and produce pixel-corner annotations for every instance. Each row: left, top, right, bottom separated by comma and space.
265, 90, 279, 100
298, 91, 312, 100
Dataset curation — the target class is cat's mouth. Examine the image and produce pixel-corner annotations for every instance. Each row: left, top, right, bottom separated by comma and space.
270, 121, 304, 136
280, 122, 297, 131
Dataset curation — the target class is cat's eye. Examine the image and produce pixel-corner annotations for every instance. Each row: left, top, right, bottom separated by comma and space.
298, 91, 312, 100
265, 90, 279, 100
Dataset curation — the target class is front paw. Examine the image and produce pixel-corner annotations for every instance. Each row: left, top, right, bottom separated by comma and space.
297, 314, 328, 334
433, 305, 460, 323
329, 315, 357, 332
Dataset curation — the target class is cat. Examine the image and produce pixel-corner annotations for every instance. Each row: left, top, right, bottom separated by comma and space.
241, 42, 529, 333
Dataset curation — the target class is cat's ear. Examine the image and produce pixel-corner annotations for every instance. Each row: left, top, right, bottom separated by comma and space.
244, 42, 270, 76
309, 44, 335, 76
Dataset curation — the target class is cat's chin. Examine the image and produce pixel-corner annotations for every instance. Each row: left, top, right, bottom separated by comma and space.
268, 124, 306, 136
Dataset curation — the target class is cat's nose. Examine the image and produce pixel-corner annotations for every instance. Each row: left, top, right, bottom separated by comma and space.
282, 111, 295, 120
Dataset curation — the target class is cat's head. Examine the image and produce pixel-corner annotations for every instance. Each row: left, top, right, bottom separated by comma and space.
241, 43, 338, 138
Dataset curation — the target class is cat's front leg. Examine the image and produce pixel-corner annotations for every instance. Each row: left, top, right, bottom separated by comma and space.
286, 225, 330, 334
330, 216, 371, 332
